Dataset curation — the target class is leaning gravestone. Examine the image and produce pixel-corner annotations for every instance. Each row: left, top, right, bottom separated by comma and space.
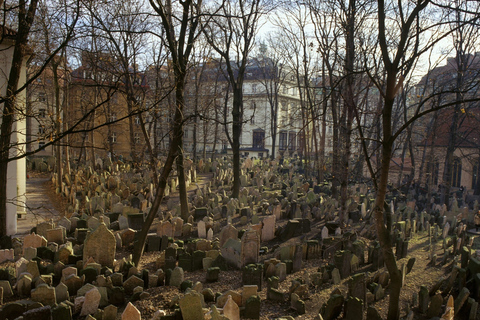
179, 290, 204, 320
241, 230, 260, 267
83, 218, 116, 268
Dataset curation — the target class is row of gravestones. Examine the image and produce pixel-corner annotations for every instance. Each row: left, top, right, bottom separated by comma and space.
416, 251, 480, 320
56, 158, 203, 219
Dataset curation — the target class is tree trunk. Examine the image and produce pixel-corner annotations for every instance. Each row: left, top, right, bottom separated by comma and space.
133, 71, 187, 266
375, 72, 402, 320
339, 0, 356, 225
0, 0, 38, 236
231, 85, 242, 198
53, 61, 62, 192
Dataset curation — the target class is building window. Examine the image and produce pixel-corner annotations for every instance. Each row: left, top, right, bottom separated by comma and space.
451, 157, 462, 188
250, 116, 255, 125
473, 160, 480, 193
38, 109, 46, 118
283, 85, 288, 94
134, 132, 141, 144
135, 116, 141, 125
297, 131, 305, 152
252, 84, 257, 93
38, 141, 45, 150
288, 132, 296, 151
38, 93, 46, 102
109, 113, 117, 123
279, 131, 287, 151
38, 126, 45, 135
184, 129, 188, 139
253, 130, 265, 149
110, 132, 117, 143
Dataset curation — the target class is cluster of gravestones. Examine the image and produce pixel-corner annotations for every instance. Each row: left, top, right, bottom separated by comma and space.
0, 217, 149, 320
14, 155, 480, 319
49, 156, 202, 222
411, 216, 480, 320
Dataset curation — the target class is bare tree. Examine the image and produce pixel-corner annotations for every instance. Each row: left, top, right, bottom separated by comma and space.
0, 0, 79, 237
203, 0, 267, 198
133, 0, 202, 266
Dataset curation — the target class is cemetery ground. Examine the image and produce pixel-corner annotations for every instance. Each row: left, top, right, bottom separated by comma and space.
1, 164, 480, 320
133, 223, 451, 320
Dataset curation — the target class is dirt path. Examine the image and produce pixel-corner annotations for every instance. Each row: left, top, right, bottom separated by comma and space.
17, 172, 214, 236
16, 174, 65, 236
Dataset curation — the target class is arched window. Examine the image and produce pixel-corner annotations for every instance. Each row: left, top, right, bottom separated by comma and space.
451, 157, 462, 188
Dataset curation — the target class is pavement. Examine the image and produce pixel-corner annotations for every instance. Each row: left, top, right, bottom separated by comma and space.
16, 176, 60, 236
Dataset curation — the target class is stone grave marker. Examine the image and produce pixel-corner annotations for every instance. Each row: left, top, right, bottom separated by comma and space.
241, 230, 260, 267
83, 219, 116, 268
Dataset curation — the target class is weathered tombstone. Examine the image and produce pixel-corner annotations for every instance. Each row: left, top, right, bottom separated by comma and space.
344, 297, 364, 320
23, 233, 47, 252
418, 286, 429, 313
321, 226, 329, 239
441, 295, 454, 320
80, 288, 101, 316
16, 274, 32, 297
348, 273, 366, 305
241, 230, 260, 267
334, 250, 352, 279
83, 219, 116, 268
121, 302, 141, 320
55, 282, 70, 303
427, 293, 443, 318
170, 267, 184, 288
198, 220, 207, 239
261, 215, 276, 242
242, 264, 263, 290
127, 213, 144, 231
179, 290, 204, 320
37, 221, 55, 238
219, 224, 238, 248
223, 295, 240, 320
31, 284, 56, 306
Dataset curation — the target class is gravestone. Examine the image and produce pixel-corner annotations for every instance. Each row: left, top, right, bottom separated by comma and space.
83, 219, 116, 268
121, 302, 141, 320
127, 213, 144, 231
241, 230, 260, 266
179, 290, 204, 320
334, 250, 352, 279
261, 215, 276, 242
321, 226, 329, 239
242, 264, 263, 290
170, 267, 184, 288
80, 288, 101, 316
31, 284, 56, 306
223, 295, 240, 320
219, 224, 238, 248
23, 233, 47, 251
